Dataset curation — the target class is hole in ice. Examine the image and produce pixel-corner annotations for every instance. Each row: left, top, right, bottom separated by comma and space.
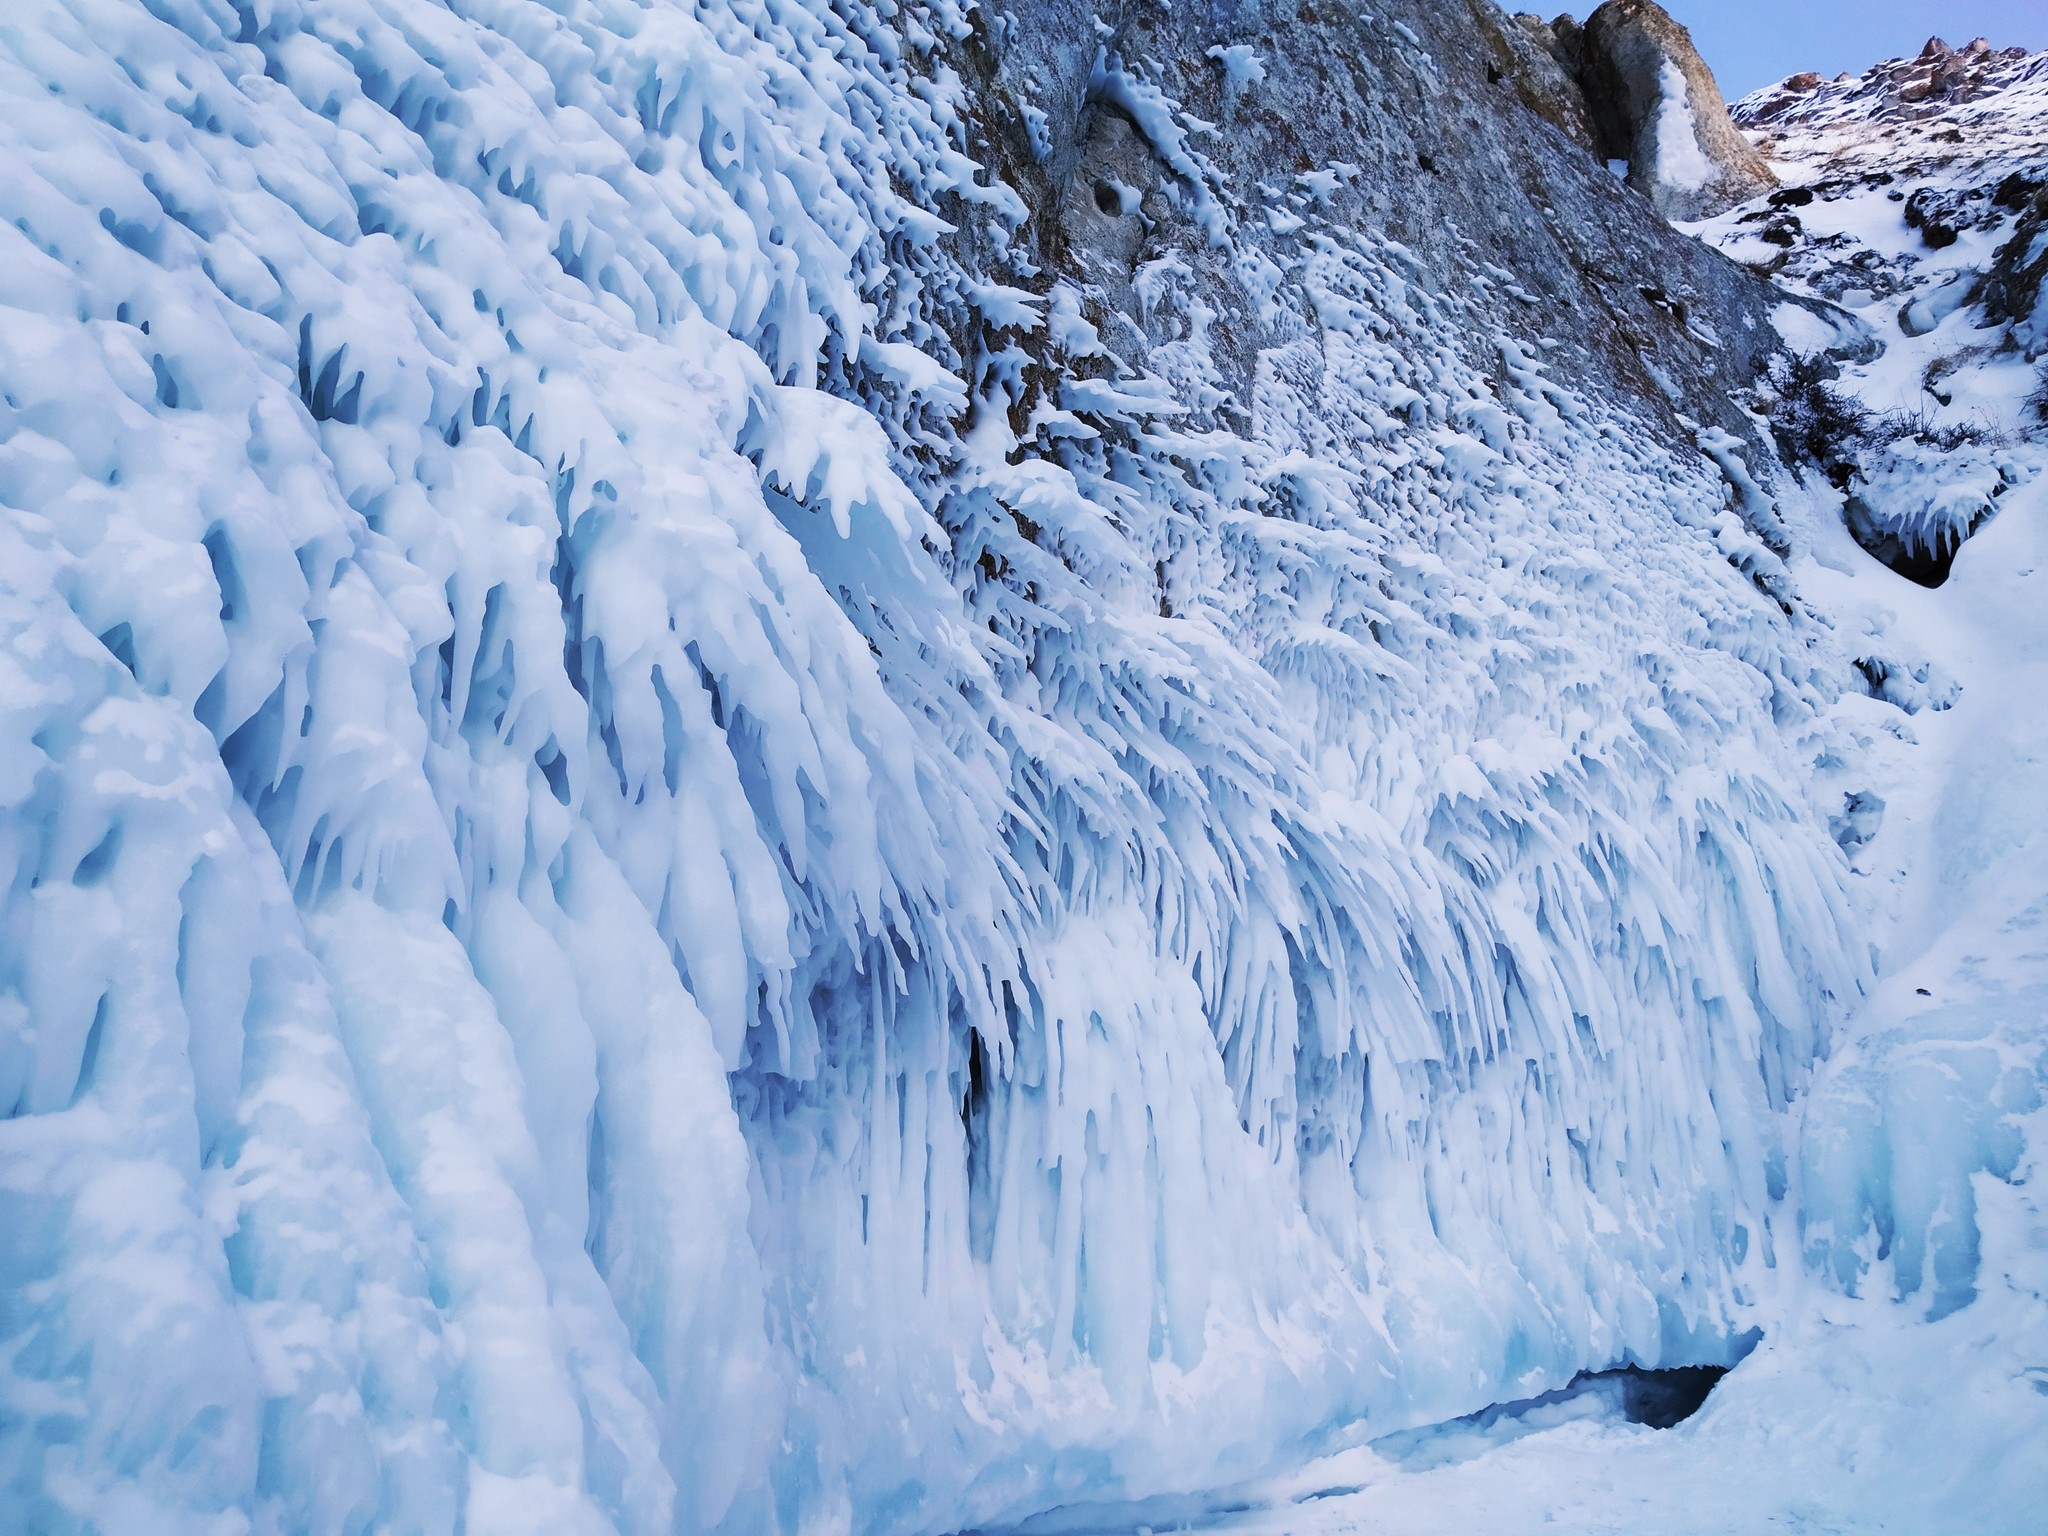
72, 823, 123, 886
1608, 1363, 1729, 1429
1829, 789, 1885, 852
202, 524, 243, 622
536, 741, 572, 806
70, 993, 110, 1108
150, 354, 179, 409
1369, 1358, 1743, 1475
1843, 493, 1989, 589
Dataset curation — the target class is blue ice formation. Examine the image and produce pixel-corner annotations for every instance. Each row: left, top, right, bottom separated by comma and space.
0, 1, 1886, 1531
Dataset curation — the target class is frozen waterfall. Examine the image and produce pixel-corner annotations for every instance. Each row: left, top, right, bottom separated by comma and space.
0, 1, 1956, 1532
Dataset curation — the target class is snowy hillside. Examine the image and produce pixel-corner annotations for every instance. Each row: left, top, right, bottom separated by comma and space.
1, 4, 2031, 1535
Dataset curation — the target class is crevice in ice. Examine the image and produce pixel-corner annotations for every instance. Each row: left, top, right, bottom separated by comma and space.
1369, 1353, 1750, 1475
1605, 1363, 1733, 1429
949, 1360, 1746, 1535
69, 993, 110, 1108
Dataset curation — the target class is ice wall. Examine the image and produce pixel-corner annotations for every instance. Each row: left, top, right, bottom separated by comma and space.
0, 1, 1867, 1532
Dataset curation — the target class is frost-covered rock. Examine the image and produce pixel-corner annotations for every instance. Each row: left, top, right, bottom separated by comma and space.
1980, 180, 2048, 352
1573, 0, 1777, 220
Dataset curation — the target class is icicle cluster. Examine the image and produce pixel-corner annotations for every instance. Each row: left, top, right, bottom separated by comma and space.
0, 1, 1868, 1531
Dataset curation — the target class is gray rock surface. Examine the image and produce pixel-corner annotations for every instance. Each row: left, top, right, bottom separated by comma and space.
941, 0, 1792, 464
1479, 9, 1598, 150
1573, 0, 1777, 220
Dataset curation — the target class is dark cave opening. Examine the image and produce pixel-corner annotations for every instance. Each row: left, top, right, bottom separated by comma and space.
1603, 1362, 1731, 1428
1843, 490, 1999, 590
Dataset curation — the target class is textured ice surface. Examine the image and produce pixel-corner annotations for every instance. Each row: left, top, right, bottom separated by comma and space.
1004, 382, 2048, 1533
0, 2, 1944, 1533
965, 45, 2048, 1535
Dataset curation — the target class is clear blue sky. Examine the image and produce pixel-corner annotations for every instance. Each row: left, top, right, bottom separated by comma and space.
1654, 0, 2048, 99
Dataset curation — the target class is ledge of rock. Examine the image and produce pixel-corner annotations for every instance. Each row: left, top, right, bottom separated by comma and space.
1569, 0, 1777, 220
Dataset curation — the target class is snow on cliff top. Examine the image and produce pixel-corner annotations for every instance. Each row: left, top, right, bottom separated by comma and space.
1735, 35, 2048, 132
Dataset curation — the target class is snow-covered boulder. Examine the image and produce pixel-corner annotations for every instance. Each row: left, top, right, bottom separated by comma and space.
1573, 0, 1777, 220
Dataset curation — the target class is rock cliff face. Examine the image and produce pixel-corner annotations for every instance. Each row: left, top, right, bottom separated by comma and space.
950, 0, 1787, 459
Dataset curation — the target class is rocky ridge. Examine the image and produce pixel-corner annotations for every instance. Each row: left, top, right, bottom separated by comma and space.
1742, 35, 2043, 128
1726, 39, 2048, 359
